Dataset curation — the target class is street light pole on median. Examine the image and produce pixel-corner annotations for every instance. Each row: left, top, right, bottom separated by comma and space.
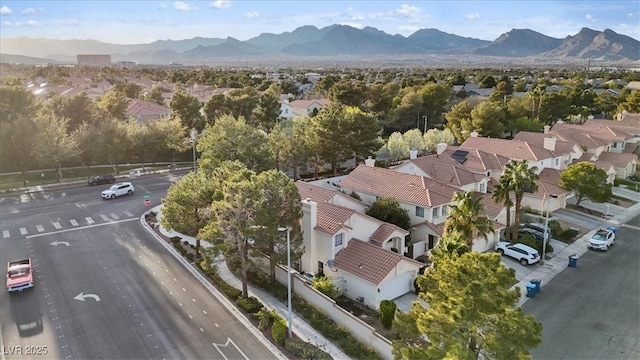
278, 226, 293, 338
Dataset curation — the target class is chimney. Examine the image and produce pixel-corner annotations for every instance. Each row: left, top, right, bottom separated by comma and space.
364, 156, 376, 167
301, 199, 317, 268
543, 136, 556, 151
470, 131, 479, 138
409, 149, 418, 160
436, 142, 447, 155
543, 125, 550, 134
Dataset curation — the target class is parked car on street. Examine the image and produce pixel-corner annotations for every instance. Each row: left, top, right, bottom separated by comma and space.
495, 241, 541, 266
588, 229, 616, 251
101, 182, 134, 199
88, 174, 115, 186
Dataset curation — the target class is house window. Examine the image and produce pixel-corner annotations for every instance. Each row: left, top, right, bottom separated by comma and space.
416, 206, 425, 217
555, 158, 559, 166
612, 142, 618, 149
479, 182, 486, 192
334, 233, 343, 247
442, 205, 449, 216
432, 207, 439, 218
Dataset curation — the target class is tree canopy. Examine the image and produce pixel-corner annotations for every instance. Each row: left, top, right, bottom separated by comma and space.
560, 161, 612, 207
365, 197, 411, 230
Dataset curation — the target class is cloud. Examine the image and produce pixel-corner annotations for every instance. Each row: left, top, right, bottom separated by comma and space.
585, 13, 597, 22
173, 1, 196, 11
394, 4, 419, 17
21, 7, 44, 15
245, 12, 259, 19
626, 12, 639, 19
15, 20, 39, 27
465, 13, 480, 20
2, 21, 10, 26
0, 6, 12, 15
210, 0, 232, 9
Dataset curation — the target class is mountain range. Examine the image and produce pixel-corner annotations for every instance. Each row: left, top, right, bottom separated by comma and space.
1, 25, 638, 65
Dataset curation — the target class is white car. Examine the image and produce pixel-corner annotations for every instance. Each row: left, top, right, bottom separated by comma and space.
495, 241, 541, 266
101, 182, 135, 199
588, 229, 616, 251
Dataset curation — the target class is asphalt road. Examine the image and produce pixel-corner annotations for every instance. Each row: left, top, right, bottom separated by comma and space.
0, 174, 277, 359
522, 214, 640, 360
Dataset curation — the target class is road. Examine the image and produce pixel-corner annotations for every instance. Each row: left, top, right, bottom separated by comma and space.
0, 174, 277, 359
522, 214, 640, 360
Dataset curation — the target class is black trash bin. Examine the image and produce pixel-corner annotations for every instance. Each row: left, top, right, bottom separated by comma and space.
526, 283, 537, 298
531, 279, 541, 293
568, 254, 578, 268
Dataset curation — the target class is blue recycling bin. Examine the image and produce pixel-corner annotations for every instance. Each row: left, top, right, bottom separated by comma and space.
568, 254, 578, 268
531, 279, 541, 293
526, 283, 537, 298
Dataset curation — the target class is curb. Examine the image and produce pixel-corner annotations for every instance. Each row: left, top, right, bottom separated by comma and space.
139, 212, 289, 360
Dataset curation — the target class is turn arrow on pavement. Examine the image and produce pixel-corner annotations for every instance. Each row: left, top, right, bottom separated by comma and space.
74, 292, 101, 302
50, 240, 71, 246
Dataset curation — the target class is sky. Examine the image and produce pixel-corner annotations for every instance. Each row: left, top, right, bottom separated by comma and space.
0, 1, 638, 44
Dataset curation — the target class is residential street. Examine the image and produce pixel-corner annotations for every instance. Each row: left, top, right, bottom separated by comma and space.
522, 214, 640, 360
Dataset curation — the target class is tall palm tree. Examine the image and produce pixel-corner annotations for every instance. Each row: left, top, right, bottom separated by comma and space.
502, 159, 539, 241
443, 191, 493, 248
492, 178, 514, 241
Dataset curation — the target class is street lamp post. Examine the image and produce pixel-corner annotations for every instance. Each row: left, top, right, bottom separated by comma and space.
423, 115, 428, 134
190, 128, 197, 172
278, 226, 293, 338
542, 194, 558, 262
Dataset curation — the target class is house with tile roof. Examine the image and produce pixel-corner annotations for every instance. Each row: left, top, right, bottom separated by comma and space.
337, 163, 503, 256
296, 181, 422, 309
280, 98, 331, 119
126, 98, 171, 123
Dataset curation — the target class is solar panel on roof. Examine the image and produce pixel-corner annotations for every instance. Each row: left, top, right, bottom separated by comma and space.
451, 149, 468, 164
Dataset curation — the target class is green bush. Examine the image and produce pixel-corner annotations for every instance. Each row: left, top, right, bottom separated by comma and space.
312, 276, 340, 299
257, 309, 277, 331
185, 253, 195, 261
548, 220, 562, 238
210, 273, 242, 300
271, 318, 288, 346
236, 296, 263, 314
170, 236, 181, 243
519, 234, 554, 254
284, 338, 333, 360
379, 300, 397, 329
559, 229, 578, 241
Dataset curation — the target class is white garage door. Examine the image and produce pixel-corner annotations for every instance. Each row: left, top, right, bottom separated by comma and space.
379, 272, 413, 301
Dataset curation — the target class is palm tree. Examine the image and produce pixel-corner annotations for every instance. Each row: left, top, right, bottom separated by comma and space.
443, 191, 493, 248
502, 159, 539, 241
492, 178, 514, 241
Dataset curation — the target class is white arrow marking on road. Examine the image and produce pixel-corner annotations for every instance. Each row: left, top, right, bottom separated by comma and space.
50, 240, 70, 247
212, 338, 249, 360
70, 219, 79, 226
2, 230, 9, 238
20, 227, 27, 235
74, 292, 101, 302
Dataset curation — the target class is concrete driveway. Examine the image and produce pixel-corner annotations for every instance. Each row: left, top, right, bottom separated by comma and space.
498, 238, 569, 281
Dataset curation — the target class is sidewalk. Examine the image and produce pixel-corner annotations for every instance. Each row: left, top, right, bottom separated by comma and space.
144, 206, 350, 360
512, 199, 640, 306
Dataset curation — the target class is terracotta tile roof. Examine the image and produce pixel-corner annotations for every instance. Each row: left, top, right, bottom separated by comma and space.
369, 223, 398, 246
334, 239, 420, 285
551, 122, 631, 142
550, 128, 611, 147
442, 146, 510, 172
473, 192, 503, 218
538, 168, 562, 186
585, 119, 640, 136
314, 201, 354, 235
289, 99, 331, 108
424, 221, 445, 236
339, 165, 458, 207
535, 180, 568, 199
461, 137, 554, 162
126, 98, 170, 116
402, 156, 482, 187
512, 132, 578, 156
295, 180, 338, 203
596, 152, 638, 167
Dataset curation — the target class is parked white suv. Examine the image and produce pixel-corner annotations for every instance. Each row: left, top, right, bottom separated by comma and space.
495, 242, 541, 266
588, 229, 616, 251
101, 182, 135, 199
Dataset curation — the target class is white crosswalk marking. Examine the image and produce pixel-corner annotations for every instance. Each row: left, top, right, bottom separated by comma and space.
70, 219, 79, 226
20, 227, 27, 235
100, 214, 110, 221
110, 213, 120, 220
2, 230, 9, 238
124, 211, 134, 217
85, 217, 94, 224
52, 221, 62, 229
36, 225, 45, 232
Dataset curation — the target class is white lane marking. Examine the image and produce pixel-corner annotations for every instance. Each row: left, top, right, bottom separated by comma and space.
52, 221, 62, 229
69, 219, 79, 226
36, 225, 45, 232
25, 218, 138, 239
85, 217, 94, 224
110, 213, 120, 220
2, 230, 9, 238
20, 227, 27, 235
100, 214, 109, 221
124, 210, 134, 217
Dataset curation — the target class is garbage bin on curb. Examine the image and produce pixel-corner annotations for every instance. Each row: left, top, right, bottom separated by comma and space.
568, 254, 578, 268
526, 283, 537, 298
531, 279, 541, 293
